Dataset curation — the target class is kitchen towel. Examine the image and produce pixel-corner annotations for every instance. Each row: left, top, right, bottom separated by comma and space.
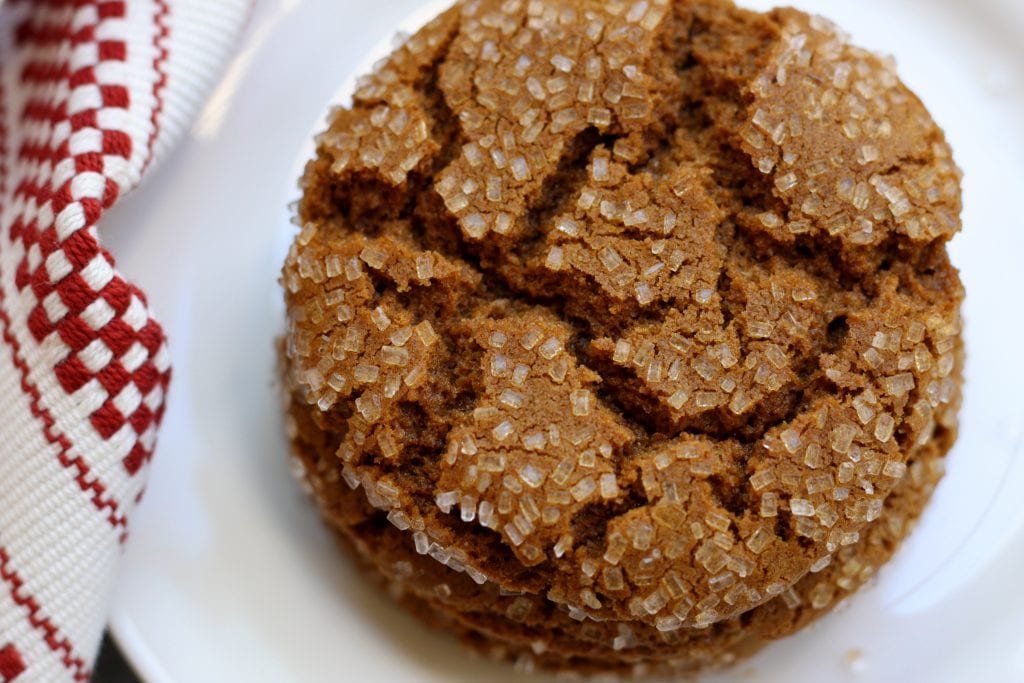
0, 1, 248, 679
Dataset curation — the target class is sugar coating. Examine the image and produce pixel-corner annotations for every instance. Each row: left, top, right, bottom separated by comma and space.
282, 0, 963, 673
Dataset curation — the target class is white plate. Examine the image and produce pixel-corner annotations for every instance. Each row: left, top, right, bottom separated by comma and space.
103, 0, 1024, 681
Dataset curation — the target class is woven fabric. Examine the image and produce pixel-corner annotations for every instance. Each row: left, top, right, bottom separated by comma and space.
0, 1, 248, 679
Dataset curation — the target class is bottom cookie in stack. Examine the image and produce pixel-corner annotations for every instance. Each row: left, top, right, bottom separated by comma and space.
282, 359, 956, 676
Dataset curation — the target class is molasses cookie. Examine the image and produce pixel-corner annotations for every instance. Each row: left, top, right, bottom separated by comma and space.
281, 0, 963, 673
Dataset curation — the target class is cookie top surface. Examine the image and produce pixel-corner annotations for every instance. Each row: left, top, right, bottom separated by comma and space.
283, 0, 963, 630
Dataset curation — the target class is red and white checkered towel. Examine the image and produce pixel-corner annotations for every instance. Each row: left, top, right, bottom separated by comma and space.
0, 1, 248, 680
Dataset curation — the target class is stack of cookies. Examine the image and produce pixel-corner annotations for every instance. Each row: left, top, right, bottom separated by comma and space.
280, 0, 964, 674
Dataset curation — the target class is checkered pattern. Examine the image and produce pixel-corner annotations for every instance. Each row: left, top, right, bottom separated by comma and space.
0, 0, 249, 680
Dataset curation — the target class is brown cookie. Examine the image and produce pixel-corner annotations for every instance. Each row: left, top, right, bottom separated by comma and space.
281, 0, 963, 673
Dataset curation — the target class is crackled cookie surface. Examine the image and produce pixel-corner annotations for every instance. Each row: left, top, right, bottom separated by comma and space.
282, 0, 963, 672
